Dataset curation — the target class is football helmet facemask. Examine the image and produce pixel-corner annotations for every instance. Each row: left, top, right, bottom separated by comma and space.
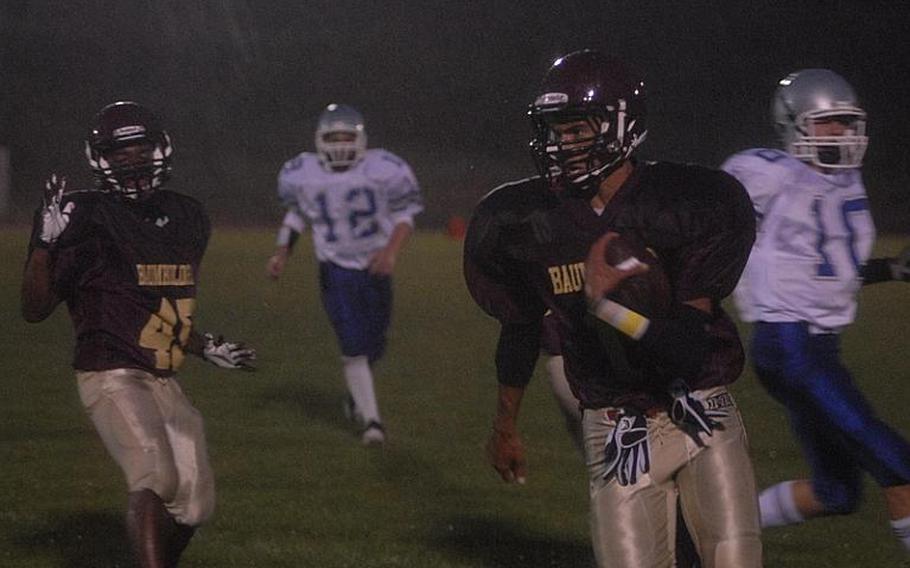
85, 101, 173, 199
773, 69, 867, 169
529, 49, 647, 199
315, 103, 367, 170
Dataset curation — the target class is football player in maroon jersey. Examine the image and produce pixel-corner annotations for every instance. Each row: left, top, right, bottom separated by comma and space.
21, 101, 256, 568
464, 50, 761, 567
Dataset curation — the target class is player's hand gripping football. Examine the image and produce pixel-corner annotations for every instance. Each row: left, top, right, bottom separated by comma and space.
203, 333, 257, 371
584, 232, 650, 306
891, 246, 910, 282
487, 422, 527, 485
35, 174, 76, 247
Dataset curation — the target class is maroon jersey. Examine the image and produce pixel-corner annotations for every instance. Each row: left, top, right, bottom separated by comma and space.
50, 189, 210, 376
464, 161, 755, 410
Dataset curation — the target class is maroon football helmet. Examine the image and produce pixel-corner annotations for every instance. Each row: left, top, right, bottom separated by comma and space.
529, 50, 648, 199
85, 101, 173, 199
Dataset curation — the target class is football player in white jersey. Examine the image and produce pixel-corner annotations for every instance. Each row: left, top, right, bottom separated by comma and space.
266, 104, 423, 446
723, 69, 910, 551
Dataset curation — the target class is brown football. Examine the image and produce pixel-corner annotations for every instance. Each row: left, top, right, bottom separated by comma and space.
602, 232, 672, 318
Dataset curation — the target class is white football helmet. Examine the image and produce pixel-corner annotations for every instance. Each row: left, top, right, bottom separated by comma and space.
772, 69, 867, 169
315, 103, 367, 169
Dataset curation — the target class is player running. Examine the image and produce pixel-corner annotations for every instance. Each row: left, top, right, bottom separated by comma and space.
723, 68, 910, 552
464, 49, 761, 567
21, 101, 256, 568
266, 103, 423, 446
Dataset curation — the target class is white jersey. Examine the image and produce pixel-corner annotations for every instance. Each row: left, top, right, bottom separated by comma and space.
277, 149, 423, 270
722, 148, 875, 330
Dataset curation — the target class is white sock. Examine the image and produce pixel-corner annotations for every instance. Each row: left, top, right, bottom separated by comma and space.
342, 355, 381, 425
759, 481, 804, 528
890, 515, 910, 552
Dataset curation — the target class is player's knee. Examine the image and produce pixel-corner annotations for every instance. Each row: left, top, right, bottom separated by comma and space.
818, 483, 862, 515
710, 534, 763, 568
367, 344, 386, 364
147, 457, 180, 503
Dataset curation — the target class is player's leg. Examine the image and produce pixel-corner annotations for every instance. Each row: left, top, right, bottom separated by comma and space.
584, 408, 681, 568
76, 369, 182, 567
800, 331, 910, 549
359, 272, 393, 444
675, 387, 762, 568
126, 489, 171, 568
884, 486, 910, 551
755, 399, 862, 525
754, 322, 910, 534
153, 374, 215, 565
319, 262, 385, 443
544, 355, 584, 452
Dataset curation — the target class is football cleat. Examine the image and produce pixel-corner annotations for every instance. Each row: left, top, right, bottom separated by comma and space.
361, 421, 386, 447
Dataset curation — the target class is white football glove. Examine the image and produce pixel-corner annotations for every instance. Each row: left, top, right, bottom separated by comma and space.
602, 408, 651, 486
203, 333, 257, 371
669, 380, 727, 445
891, 246, 910, 282
38, 174, 76, 246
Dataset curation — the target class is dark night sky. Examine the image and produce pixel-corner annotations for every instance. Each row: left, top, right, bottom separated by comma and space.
1, 1, 908, 229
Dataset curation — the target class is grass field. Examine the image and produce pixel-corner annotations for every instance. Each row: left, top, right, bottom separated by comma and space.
2, 227, 910, 567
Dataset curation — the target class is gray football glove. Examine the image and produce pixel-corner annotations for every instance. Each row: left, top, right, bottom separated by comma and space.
669, 380, 726, 444
603, 408, 651, 486
38, 174, 75, 246
203, 333, 257, 371
891, 246, 910, 282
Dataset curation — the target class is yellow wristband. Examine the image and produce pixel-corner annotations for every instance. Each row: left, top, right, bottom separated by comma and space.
592, 299, 651, 340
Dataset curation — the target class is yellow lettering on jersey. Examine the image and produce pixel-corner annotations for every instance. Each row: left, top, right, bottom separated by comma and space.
548, 266, 564, 294
549, 262, 585, 295
136, 264, 195, 286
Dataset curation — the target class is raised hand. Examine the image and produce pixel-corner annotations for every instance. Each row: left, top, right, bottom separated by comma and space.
37, 174, 75, 247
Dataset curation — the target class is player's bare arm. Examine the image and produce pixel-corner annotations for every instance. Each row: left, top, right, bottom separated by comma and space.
267, 208, 304, 280
21, 174, 74, 322
488, 384, 528, 485
486, 318, 542, 484
266, 245, 292, 280
368, 222, 413, 276
21, 248, 61, 322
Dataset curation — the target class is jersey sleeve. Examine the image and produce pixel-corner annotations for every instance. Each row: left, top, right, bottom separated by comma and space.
672, 169, 756, 302
276, 156, 304, 209
464, 195, 546, 387
384, 156, 423, 227
721, 149, 788, 226
463, 198, 545, 325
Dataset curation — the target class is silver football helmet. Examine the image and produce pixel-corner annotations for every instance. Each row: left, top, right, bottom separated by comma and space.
315, 103, 367, 169
772, 69, 867, 169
